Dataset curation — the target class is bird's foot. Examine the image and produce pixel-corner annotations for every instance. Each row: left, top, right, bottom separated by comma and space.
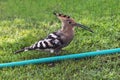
55, 52, 60, 56
48, 62, 55, 67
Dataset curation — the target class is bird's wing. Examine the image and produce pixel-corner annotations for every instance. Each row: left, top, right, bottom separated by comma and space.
27, 32, 63, 50
28, 32, 64, 49
15, 32, 64, 54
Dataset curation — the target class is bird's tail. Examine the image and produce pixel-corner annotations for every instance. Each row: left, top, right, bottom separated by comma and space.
14, 47, 33, 54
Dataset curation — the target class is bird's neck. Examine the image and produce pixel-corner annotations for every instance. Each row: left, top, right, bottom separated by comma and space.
61, 25, 74, 35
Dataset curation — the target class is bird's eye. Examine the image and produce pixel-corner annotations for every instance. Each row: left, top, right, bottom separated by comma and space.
66, 20, 72, 24
68, 21, 72, 24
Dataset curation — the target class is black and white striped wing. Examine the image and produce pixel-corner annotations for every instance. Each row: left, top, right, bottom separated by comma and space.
15, 32, 63, 53
30, 32, 63, 50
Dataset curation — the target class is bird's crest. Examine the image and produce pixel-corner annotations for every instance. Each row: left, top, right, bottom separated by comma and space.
53, 12, 70, 18
53, 12, 75, 24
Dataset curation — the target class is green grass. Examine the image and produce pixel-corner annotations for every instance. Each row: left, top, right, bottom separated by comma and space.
0, 0, 120, 79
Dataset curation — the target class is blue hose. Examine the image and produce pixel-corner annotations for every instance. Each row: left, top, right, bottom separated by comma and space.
0, 48, 120, 68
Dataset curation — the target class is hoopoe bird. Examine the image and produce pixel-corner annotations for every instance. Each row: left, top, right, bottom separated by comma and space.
15, 13, 93, 55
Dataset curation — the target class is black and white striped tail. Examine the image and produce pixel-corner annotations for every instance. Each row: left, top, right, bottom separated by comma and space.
14, 47, 34, 54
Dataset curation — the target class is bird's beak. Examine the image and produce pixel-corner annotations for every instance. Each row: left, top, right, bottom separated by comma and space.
75, 23, 94, 33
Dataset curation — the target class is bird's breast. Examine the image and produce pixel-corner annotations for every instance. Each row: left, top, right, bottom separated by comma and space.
60, 32, 74, 47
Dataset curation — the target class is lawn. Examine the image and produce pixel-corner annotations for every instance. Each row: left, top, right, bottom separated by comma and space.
0, 0, 120, 80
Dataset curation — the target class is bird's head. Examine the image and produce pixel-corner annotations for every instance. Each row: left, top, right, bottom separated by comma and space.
53, 12, 93, 33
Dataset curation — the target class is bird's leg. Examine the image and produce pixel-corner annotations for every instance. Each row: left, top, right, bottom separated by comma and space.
48, 49, 61, 67
54, 49, 61, 56
61, 49, 70, 54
